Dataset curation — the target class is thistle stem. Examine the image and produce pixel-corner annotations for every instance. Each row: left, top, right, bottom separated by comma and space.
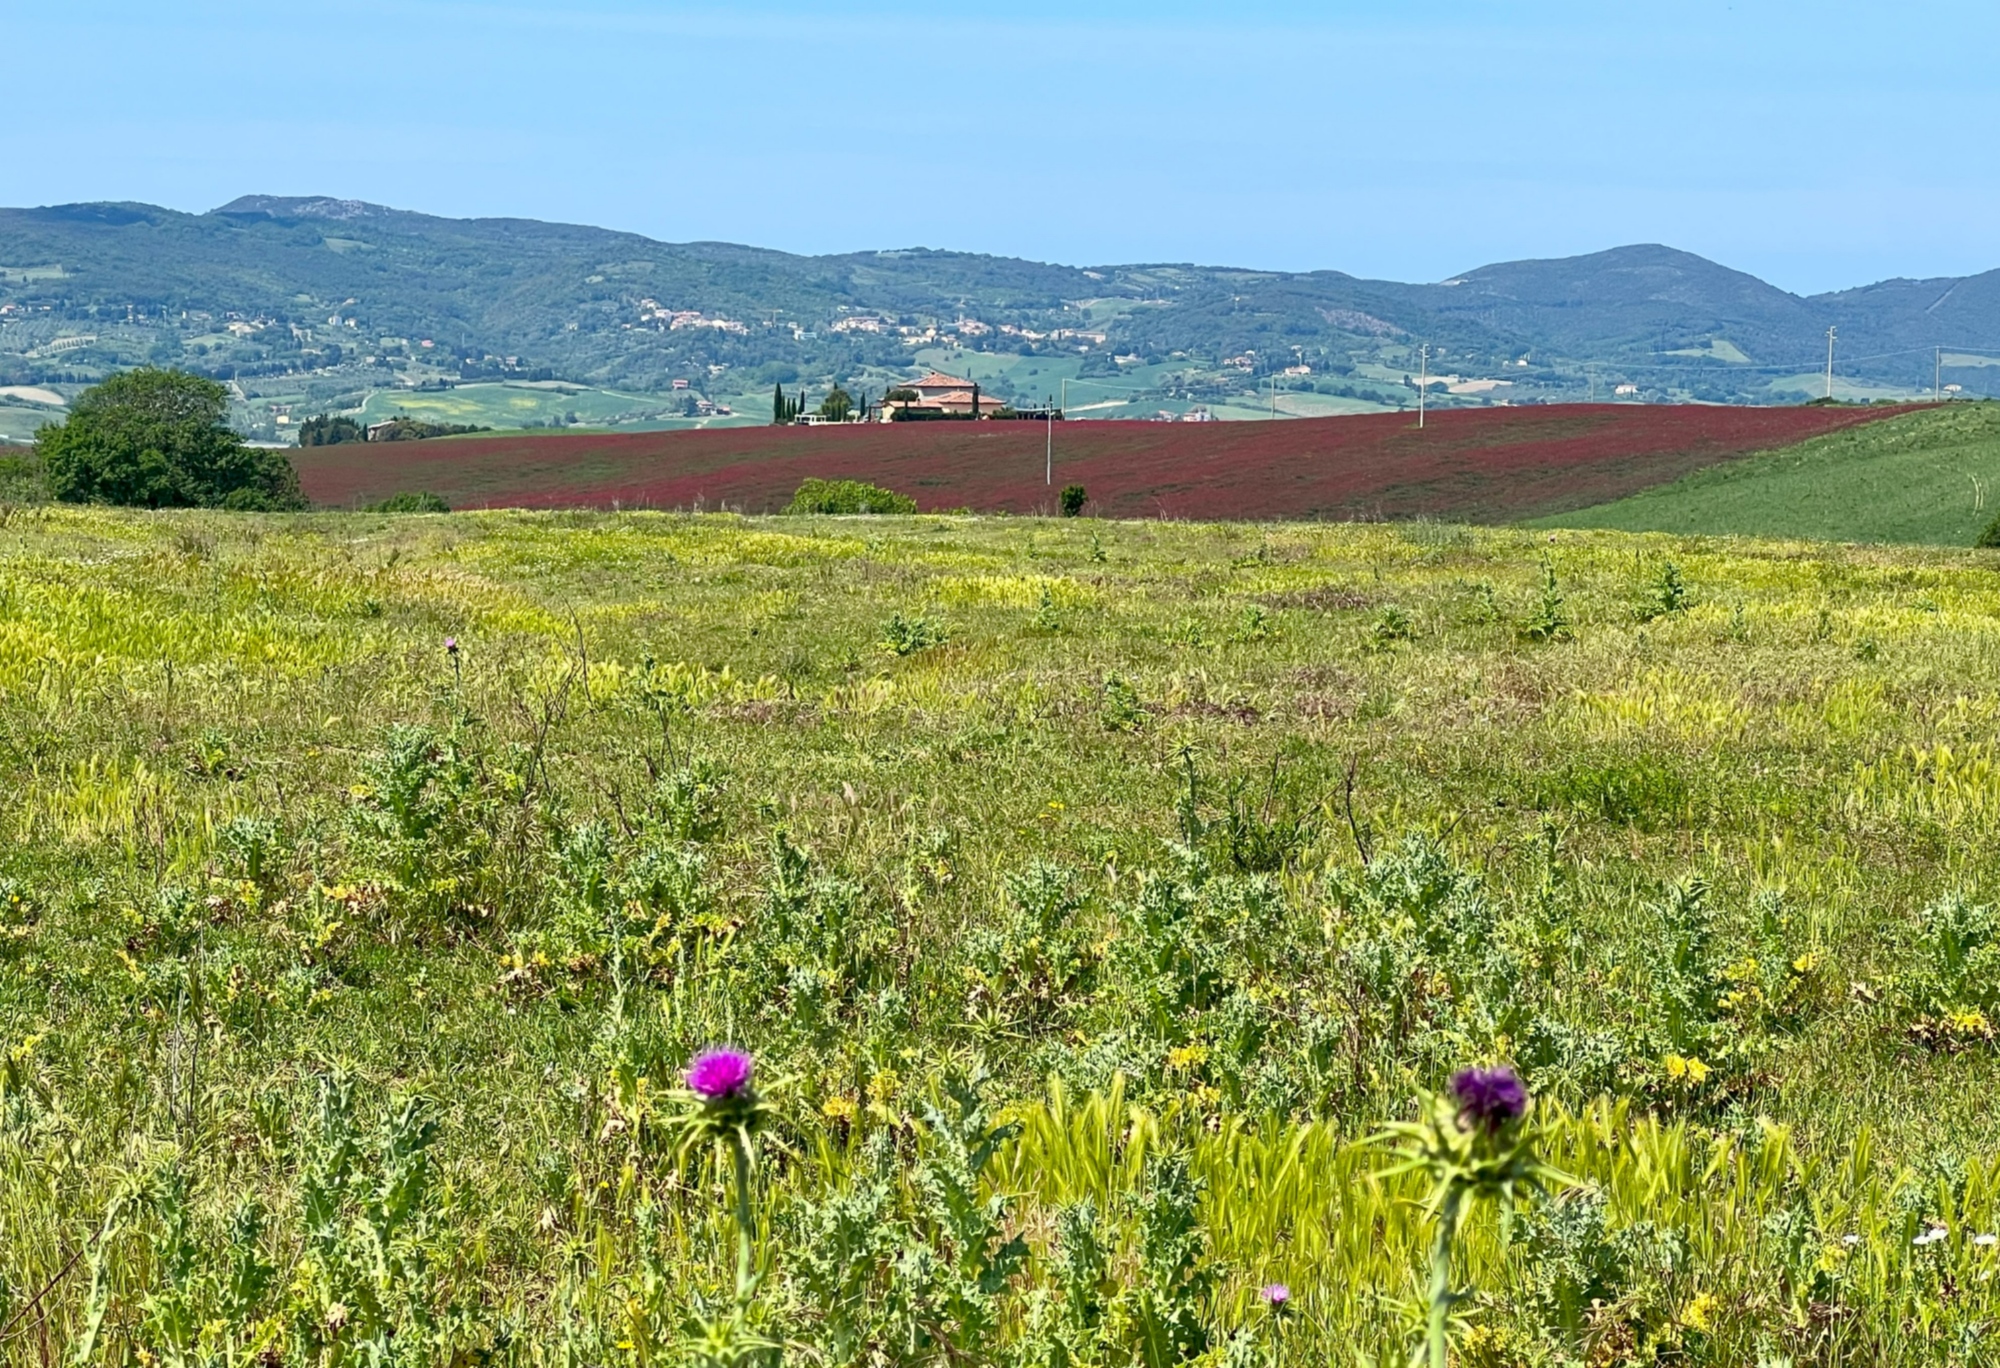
729, 1129, 755, 1306
1427, 1187, 1463, 1368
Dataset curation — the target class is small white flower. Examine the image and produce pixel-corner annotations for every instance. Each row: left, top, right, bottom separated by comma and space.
1977, 1234, 1998, 1248
1842, 1234, 1863, 1246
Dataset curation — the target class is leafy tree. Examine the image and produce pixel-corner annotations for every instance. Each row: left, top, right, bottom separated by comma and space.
818, 386, 855, 423
1060, 484, 1088, 517
36, 368, 306, 510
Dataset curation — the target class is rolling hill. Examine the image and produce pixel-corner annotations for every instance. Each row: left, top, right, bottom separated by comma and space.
4, 197, 2000, 430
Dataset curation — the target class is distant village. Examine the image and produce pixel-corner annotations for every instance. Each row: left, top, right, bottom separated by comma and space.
626, 300, 1108, 355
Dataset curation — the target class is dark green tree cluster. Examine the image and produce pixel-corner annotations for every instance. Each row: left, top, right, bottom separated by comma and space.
1061, 484, 1088, 517
35, 368, 307, 510
366, 416, 487, 442
297, 414, 366, 447
772, 385, 809, 425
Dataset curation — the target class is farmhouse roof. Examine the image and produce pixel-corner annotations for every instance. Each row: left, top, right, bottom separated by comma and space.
909, 370, 976, 389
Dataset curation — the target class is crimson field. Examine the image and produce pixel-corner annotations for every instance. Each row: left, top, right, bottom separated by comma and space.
293, 404, 1912, 519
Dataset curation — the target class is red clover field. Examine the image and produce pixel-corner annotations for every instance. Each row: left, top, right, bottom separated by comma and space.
6, 504, 2000, 1364
290, 403, 1909, 521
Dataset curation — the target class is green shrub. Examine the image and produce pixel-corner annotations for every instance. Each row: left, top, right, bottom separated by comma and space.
1977, 512, 2000, 548
368, 491, 451, 513
1061, 484, 1088, 517
786, 478, 917, 515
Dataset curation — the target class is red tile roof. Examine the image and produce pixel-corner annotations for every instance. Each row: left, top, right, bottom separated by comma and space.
909, 371, 975, 390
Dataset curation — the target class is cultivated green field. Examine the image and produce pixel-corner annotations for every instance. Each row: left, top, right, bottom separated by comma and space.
7, 507, 2000, 1363
346, 381, 762, 432
0, 396, 64, 445
1546, 403, 2000, 545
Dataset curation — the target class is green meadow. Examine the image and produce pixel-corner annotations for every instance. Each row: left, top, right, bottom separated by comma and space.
1, 504, 1999, 1362
1546, 403, 2000, 546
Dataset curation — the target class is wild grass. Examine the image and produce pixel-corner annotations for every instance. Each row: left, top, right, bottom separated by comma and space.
0, 505, 1997, 1362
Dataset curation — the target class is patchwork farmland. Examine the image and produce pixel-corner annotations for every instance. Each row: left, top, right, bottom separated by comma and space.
292, 403, 1913, 519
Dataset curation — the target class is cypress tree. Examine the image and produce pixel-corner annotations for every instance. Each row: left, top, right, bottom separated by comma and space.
773, 383, 786, 425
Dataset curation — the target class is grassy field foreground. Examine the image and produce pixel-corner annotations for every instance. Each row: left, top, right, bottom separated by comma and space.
5, 508, 2000, 1363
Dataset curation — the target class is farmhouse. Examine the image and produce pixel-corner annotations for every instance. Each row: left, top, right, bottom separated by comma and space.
882, 370, 994, 420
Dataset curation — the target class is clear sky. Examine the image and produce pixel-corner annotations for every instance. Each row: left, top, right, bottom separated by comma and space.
11, 1, 1996, 294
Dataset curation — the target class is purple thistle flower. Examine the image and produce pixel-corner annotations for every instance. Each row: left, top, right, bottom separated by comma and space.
1260, 1282, 1291, 1309
687, 1048, 754, 1101
1450, 1066, 1528, 1132
444, 636, 459, 655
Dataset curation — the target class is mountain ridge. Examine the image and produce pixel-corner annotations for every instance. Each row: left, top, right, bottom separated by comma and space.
2, 196, 1995, 413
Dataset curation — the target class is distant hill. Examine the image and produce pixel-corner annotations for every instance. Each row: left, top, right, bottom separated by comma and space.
2, 196, 1998, 430
1411, 245, 1826, 367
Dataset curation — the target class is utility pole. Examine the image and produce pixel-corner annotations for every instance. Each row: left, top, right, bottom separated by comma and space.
1046, 397, 1053, 486
1937, 346, 1944, 403
1418, 343, 1430, 428
1824, 326, 1837, 400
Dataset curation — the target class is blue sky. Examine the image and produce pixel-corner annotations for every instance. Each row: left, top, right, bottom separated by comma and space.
13, 1, 1997, 293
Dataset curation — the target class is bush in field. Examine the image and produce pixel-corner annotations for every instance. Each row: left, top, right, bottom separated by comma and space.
785, 477, 916, 514
36, 367, 307, 509
1061, 484, 1087, 517
368, 490, 451, 513
1978, 512, 2000, 548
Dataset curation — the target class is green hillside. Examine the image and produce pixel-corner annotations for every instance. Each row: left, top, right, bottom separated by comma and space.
1540, 402, 2000, 545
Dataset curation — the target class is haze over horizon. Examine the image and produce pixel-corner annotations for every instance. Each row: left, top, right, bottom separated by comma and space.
17, 1, 2000, 297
